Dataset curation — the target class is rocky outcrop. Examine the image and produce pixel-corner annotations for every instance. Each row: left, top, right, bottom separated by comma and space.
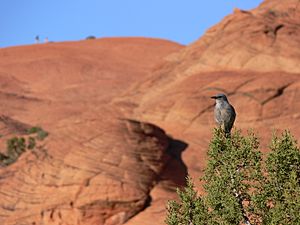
168, 0, 300, 75
0, 116, 172, 225
1, 0, 300, 224
0, 38, 184, 225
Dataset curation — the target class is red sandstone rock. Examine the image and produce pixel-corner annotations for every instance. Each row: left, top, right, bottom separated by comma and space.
0, 38, 183, 225
1, 0, 300, 225
0, 116, 172, 225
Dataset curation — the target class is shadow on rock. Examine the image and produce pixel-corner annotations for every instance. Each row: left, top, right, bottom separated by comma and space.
160, 137, 189, 189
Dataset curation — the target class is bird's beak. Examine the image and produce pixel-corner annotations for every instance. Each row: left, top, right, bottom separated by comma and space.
211, 96, 217, 99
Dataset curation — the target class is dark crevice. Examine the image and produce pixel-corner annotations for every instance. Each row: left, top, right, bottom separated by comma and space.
261, 83, 291, 105
263, 24, 284, 46
141, 195, 152, 211
274, 24, 284, 36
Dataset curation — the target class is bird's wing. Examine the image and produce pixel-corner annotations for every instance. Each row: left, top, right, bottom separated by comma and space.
223, 104, 236, 133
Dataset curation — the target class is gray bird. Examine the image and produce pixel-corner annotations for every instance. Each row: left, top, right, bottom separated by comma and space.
211, 93, 236, 135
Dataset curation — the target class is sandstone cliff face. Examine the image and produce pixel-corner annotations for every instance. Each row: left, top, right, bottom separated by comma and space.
163, 0, 300, 75
1, 0, 300, 224
0, 116, 171, 225
0, 38, 184, 225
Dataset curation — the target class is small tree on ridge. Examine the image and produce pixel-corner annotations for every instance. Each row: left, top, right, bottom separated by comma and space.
165, 129, 300, 225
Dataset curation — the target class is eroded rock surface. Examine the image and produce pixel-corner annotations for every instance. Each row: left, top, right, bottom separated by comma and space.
1, 0, 300, 225
0, 115, 171, 225
0, 38, 184, 225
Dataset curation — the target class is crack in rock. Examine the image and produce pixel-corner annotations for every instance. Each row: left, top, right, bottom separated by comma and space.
261, 83, 291, 105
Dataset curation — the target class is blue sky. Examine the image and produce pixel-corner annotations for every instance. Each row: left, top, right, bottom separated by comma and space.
1, 0, 263, 47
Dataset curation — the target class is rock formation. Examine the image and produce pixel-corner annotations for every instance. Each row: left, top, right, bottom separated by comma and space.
1, 0, 300, 224
0, 38, 184, 225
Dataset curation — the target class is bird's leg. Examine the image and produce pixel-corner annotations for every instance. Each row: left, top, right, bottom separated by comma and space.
220, 123, 225, 131
225, 132, 231, 138
220, 123, 231, 138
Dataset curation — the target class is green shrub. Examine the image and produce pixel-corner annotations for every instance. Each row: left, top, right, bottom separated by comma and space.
165, 177, 209, 225
7, 137, 26, 158
27, 126, 41, 134
86, 35, 96, 40
166, 128, 300, 225
27, 126, 48, 140
260, 131, 300, 225
0, 126, 48, 166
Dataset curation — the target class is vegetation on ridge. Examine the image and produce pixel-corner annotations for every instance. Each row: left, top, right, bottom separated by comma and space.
165, 128, 300, 225
0, 126, 49, 166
